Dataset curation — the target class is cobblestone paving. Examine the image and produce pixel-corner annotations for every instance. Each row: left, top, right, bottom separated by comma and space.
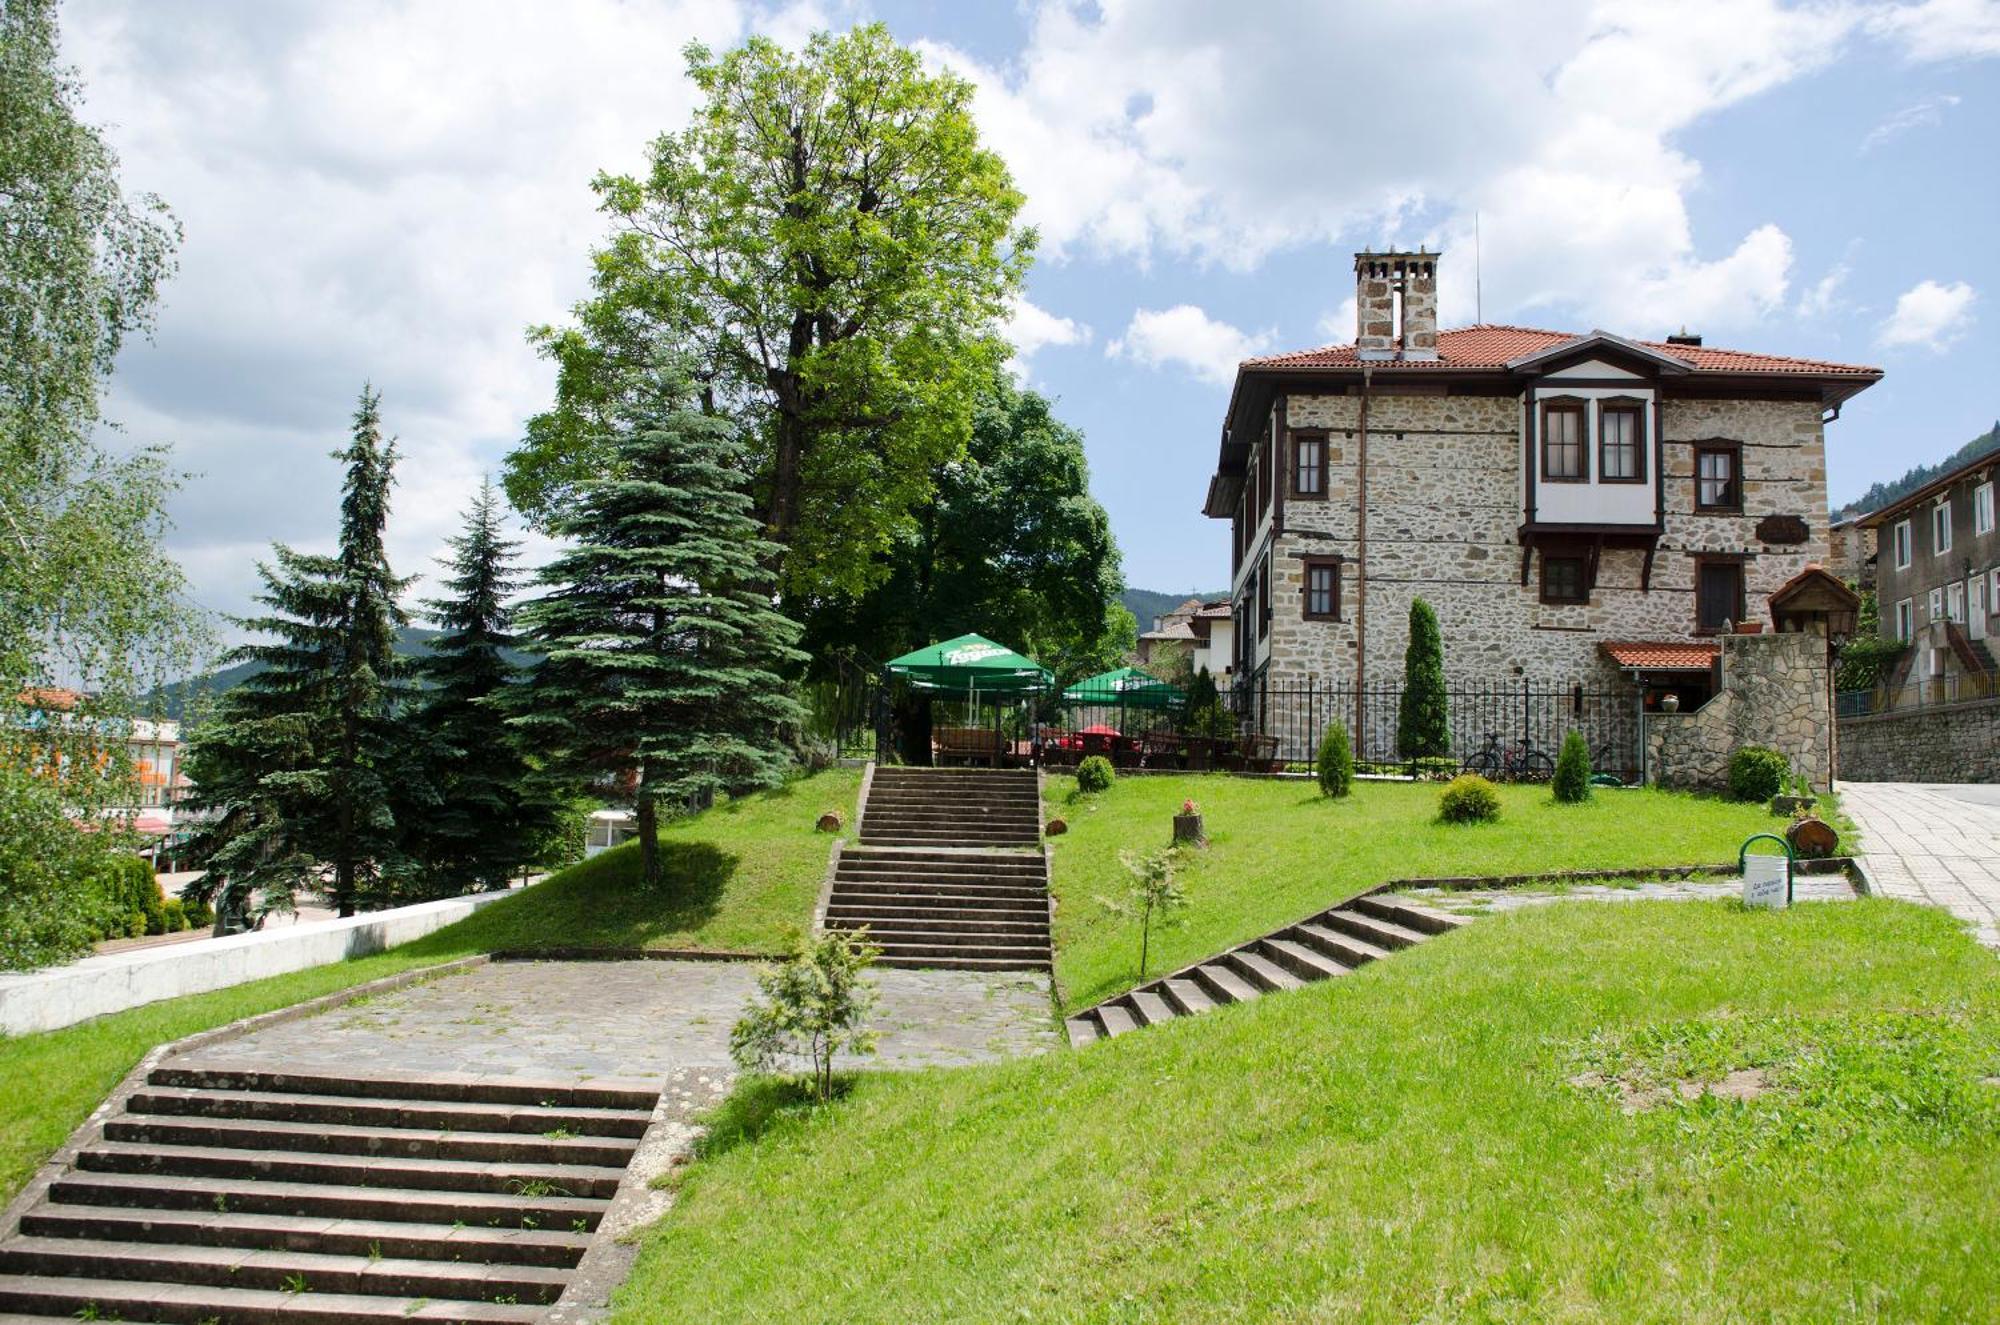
185, 958, 1058, 1083
1396, 871, 1858, 916
1840, 782, 2000, 950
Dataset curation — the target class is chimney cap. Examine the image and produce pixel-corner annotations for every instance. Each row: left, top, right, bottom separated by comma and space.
1666, 327, 1703, 347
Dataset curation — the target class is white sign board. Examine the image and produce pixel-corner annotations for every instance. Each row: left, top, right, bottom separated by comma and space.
1742, 855, 1790, 910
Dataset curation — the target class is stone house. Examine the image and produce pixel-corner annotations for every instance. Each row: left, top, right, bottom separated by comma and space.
1857, 446, 2000, 703
1200, 249, 1880, 782
1136, 598, 1235, 685
1827, 515, 1877, 590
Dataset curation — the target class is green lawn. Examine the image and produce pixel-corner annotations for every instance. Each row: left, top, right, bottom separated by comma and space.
0, 767, 858, 1205
1046, 773, 1778, 1012
616, 898, 2000, 1322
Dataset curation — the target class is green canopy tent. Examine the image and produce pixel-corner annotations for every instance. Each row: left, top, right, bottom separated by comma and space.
884, 634, 1053, 765
1060, 666, 1186, 712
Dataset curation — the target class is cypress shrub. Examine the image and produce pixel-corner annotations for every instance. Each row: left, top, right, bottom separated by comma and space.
1397, 598, 1451, 759
1316, 722, 1354, 798
1553, 730, 1592, 804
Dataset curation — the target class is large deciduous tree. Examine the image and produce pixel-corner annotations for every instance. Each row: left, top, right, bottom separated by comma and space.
504, 23, 1029, 602
1, 0, 194, 968
183, 390, 415, 919
517, 379, 807, 890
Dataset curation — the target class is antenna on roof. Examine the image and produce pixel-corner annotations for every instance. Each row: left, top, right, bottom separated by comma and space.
1474, 211, 1483, 325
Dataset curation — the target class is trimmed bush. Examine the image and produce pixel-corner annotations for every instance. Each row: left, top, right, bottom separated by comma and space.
1728, 745, 1790, 803
93, 855, 166, 938
1438, 774, 1501, 825
1316, 722, 1354, 799
1553, 730, 1592, 804
1397, 598, 1451, 759
1076, 755, 1115, 794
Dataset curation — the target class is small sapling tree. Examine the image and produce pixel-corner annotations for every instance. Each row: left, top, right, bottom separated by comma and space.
730, 930, 881, 1103
1316, 721, 1355, 798
1099, 848, 1188, 981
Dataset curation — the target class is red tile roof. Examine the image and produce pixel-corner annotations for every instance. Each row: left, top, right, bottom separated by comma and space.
1243, 324, 1879, 378
1599, 641, 1720, 671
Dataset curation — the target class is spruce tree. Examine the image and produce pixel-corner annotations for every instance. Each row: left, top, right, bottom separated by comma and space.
183, 388, 413, 919
411, 481, 537, 893
518, 380, 807, 889
1396, 597, 1451, 760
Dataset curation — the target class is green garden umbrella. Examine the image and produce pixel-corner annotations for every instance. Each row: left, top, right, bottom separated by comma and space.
884, 633, 1053, 697
1061, 666, 1185, 711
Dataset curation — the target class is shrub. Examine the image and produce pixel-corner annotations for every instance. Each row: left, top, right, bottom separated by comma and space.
1553, 730, 1592, 804
1728, 745, 1790, 803
1438, 774, 1501, 824
1397, 598, 1451, 759
731, 929, 880, 1103
95, 854, 166, 937
184, 898, 215, 930
1316, 722, 1354, 798
1076, 755, 1115, 793
160, 897, 187, 932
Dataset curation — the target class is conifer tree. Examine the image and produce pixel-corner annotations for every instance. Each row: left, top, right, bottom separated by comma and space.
183, 388, 414, 918
518, 379, 807, 889
1396, 597, 1451, 760
412, 480, 537, 893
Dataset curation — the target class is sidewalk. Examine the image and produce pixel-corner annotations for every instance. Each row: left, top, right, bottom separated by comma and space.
1838, 782, 2000, 950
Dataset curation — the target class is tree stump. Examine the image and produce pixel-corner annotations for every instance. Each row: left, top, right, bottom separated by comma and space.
1045, 818, 1068, 836
1172, 813, 1206, 846
815, 811, 843, 833
1786, 815, 1838, 859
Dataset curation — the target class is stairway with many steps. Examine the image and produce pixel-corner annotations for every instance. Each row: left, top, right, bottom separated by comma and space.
0, 1066, 660, 1323
1066, 892, 1467, 1044
821, 765, 1051, 972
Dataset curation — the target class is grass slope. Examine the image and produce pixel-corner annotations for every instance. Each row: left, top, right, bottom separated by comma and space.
1046, 773, 1776, 1011
619, 898, 2000, 1322
0, 768, 857, 1204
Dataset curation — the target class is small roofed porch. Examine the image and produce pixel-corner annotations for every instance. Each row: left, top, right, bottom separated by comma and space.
1600, 640, 1721, 715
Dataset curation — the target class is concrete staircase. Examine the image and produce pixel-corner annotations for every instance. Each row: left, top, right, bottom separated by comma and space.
820, 765, 1051, 971
857, 765, 1041, 847
1065, 893, 1468, 1045
0, 1066, 659, 1323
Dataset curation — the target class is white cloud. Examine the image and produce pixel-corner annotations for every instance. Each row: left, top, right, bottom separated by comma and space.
1796, 260, 1852, 319
1860, 92, 1962, 150
1002, 298, 1092, 362
1878, 279, 1978, 350
1866, 0, 2000, 60
1107, 306, 1275, 385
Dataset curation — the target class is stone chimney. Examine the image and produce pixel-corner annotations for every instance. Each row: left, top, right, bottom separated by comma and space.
1354, 249, 1441, 361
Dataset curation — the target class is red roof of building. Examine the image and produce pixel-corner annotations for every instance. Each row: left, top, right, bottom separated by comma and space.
1243, 324, 1879, 378
1599, 641, 1721, 671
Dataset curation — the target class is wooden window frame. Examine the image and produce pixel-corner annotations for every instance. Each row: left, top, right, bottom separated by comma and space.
1539, 554, 1588, 605
1597, 398, 1646, 484
1893, 518, 1913, 570
1933, 499, 1953, 556
1895, 597, 1914, 641
1692, 555, 1747, 635
1976, 481, 1996, 537
1259, 552, 1273, 632
1693, 441, 1743, 514
1541, 398, 1587, 483
1929, 585, 1944, 623
1291, 432, 1328, 500
1300, 555, 1342, 620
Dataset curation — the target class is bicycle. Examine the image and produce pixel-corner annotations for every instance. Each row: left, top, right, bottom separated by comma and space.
1461, 731, 1555, 782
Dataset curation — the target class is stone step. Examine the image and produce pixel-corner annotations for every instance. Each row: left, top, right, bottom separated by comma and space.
75, 1142, 628, 1200
148, 1068, 659, 1112
1124, 991, 1175, 1027
824, 931, 1050, 960
1290, 922, 1391, 968
858, 827, 1038, 842
102, 1115, 637, 1169
125, 1087, 653, 1139
1350, 894, 1469, 936
1318, 907, 1428, 950
859, 837, 1041, 850
826, 894, 1047, 919
49, 1171, 606, 1230
871, 953, 1052, 972
826, 906, 1047, 929
1094, 1005, 1138, 1038
0, 1237, 570, 1304
1193, 963, 1260, 1006
832, 870, 1047, 891
1226, 950, 1304, 994
1064, 1016, 1100, 1047
837, 847, 1045, 865
16, 1208, 589, 1268
862, 792, 1040, 807
1160, 978, 1215, 1017
0, 1273, 545, 1323
823, 913, 1051, 938
1259, 938, 1351, 983
870, 769, 1037, 782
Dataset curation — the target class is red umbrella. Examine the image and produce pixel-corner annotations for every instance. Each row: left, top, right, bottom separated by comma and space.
1079, 723, 1121, 736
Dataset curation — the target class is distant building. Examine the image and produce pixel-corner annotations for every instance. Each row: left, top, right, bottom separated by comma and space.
1857, 447, 2000, 703
16, 688, 191, 829
1134, 597, 1235, 684
1827, 515, 1877, 591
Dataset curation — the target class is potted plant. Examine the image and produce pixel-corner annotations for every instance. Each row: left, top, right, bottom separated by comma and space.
1771, 770, 1817, 817
1172, 797, 1206, 845
1735, 620, 1765, 635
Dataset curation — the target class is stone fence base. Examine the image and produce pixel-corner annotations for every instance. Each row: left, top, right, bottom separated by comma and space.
1836, 698, 2000, 783
1645, 633, 1832, 791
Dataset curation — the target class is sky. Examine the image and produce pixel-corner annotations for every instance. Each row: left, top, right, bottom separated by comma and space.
61, 0, 2000, 635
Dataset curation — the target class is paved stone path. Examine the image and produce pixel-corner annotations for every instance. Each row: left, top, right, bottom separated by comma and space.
1396, 871, 1857, 917
187, 958, 1058, 1083
1839, 782, 2000, 950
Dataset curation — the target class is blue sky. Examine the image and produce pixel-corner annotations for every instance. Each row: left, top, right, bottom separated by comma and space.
65, 0, 2000, 625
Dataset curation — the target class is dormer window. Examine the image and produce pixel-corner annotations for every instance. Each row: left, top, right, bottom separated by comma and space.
1598, 400, 1645, 483
1541, 399, 1586, 482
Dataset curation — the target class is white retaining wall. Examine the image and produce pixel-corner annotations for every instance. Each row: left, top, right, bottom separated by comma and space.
0, 890, 517, 1037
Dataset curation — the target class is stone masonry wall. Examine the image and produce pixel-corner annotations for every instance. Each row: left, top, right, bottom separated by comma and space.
1266, 391, 1830, 693
1645, 633, 1832, 790
1837, 698, 2000, 783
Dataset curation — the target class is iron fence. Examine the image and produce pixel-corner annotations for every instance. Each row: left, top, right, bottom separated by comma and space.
1837, 673, 1999, 717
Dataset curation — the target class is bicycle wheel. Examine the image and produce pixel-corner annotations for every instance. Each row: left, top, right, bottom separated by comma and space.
1463, 751, 1500, 778
1518, 751, 1556, 782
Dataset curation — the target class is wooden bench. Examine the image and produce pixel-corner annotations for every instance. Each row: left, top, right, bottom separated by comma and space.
1139, 730, 1186, 770
934, 725, 1003, 766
